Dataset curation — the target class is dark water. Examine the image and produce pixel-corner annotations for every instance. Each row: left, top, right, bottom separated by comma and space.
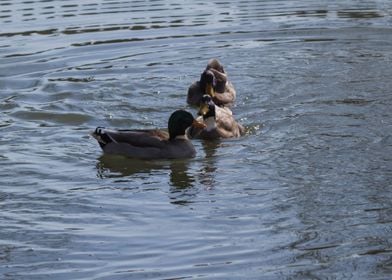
1, 0, 392, 279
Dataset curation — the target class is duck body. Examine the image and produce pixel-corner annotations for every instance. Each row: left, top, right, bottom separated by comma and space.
188, 95, 245, 140
92, 110, 205, 159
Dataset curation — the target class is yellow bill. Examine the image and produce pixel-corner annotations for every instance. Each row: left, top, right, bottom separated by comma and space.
205, 83, 215, 97
192, 119, 206, 129
198, 103, 210, 116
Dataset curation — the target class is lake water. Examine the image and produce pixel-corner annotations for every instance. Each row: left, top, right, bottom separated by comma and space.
1, 0, 392, 279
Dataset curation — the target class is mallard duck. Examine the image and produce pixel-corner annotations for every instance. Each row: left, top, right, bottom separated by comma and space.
187, 59, 236, 107
188, 95, 245, 140
91, 110, 206, 159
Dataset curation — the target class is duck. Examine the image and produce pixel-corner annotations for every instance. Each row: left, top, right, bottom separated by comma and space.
187, 59, 236, 107
91, 110, 206, 159
188, 95, 245, 140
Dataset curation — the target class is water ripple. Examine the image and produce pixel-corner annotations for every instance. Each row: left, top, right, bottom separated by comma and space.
1, 1, 392, 279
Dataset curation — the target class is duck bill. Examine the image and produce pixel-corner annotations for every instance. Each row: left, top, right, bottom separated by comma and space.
192, 119, 206, 129
198, 103, 209, 117
205, 83, 215, 98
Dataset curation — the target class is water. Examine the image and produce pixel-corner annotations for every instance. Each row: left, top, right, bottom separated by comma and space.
1, 0, 392, 279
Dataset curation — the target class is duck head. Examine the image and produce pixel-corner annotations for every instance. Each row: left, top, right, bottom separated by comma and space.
168, 110, 205, 140
198, 95, 216, 120
199, 70, 216, 98
206, 58, 225, 73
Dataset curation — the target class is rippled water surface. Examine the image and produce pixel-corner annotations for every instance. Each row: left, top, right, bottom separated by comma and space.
1, 0, 392, 279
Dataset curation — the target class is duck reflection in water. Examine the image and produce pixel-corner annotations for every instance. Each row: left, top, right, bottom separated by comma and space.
167, 160, 199, 205
96, 155, 164, 179
198, 140, 220, 189
95, 143, 220, 199
168, 141, 221, 203
169, 159, 195, 189
95, 140, 221, 199
96, 155, 195, 189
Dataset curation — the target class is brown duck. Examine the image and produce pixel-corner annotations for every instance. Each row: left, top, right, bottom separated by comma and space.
187, 59, 236, 107
188, 95, 244, 140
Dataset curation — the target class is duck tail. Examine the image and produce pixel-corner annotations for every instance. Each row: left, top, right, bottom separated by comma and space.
91, 127, 116, 149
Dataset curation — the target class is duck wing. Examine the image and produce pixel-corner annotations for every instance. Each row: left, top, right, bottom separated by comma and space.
187, 81, 202, 106
92, 127, 168, 149
215, 107, 244, 137
92, 127, 195, 159
212, 81, 236, 106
